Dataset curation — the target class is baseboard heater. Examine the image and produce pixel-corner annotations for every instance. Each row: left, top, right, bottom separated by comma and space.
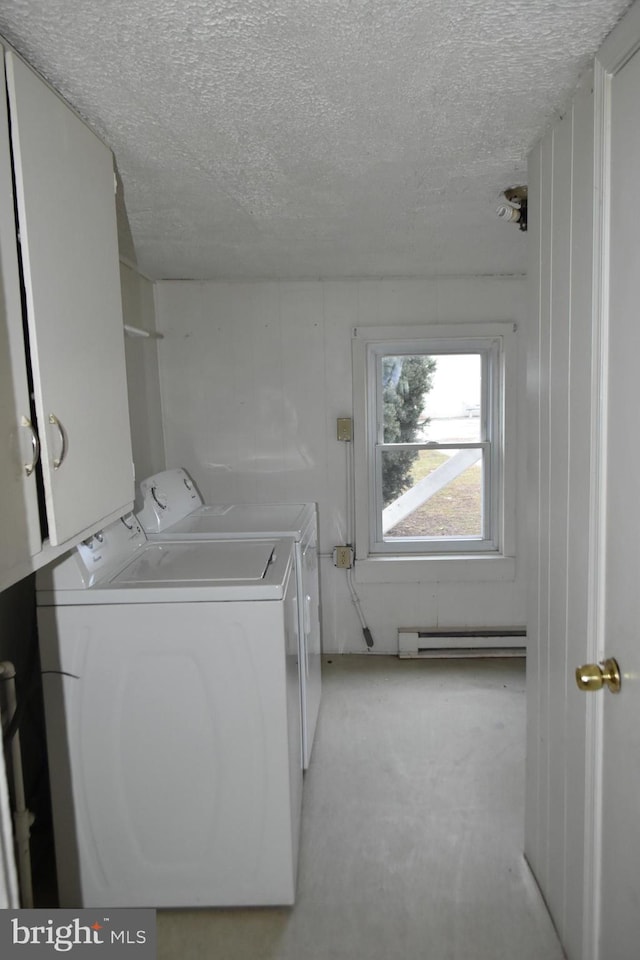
398, 627, 526, 659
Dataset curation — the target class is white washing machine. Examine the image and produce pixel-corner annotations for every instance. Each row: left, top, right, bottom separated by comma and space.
136, 468, 322, 769
36, 515, 302, 909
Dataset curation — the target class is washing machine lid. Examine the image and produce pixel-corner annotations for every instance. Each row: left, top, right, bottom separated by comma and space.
114, 539, 277, 585
38, 537, 294, 604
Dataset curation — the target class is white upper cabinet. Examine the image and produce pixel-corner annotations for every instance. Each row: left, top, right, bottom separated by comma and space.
0, 50, 41, 585
4, 50, 134, 550
0, 45, 134, 590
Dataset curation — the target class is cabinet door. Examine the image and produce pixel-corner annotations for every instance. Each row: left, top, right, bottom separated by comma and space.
5, 52, 133, 545
0, 46, 41, 587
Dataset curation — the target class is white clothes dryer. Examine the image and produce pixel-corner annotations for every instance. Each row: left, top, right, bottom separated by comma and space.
36, 515, 302, 909
136, 468, 322, 769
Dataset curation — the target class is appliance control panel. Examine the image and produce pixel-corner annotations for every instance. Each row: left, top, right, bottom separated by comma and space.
75, 514, 147, 586
136, 467, 203, 532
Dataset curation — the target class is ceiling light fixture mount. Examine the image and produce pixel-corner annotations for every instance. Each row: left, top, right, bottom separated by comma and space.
497, 186, 528, 232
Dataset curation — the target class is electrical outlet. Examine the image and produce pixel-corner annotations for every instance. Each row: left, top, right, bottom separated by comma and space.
334, 546, 354, 568
336, 418, 353, 442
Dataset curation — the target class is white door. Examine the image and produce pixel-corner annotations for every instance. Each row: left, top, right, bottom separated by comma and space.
525, 9, 640, 956
0, 44, 41, 587
5, 51, 133, 545
592, 28, 640, 958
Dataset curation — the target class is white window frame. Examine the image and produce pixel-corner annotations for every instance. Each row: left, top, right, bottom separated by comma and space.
352, 322, 517, 581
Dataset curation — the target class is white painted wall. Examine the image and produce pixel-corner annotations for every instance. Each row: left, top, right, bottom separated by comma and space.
155, 277, 528, 653
525, 77, 595, 960
120, 263, 166, 488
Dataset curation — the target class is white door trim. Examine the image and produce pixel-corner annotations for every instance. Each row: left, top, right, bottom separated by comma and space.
586, 8, 640, 956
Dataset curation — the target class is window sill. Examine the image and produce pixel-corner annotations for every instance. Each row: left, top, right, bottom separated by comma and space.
353, 554, 517, 584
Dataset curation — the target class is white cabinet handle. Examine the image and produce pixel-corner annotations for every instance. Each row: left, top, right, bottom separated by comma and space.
20, 416, 40, 477
49, 413, 67, 469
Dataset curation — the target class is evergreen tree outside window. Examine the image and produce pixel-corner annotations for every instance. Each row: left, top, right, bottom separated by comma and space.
381, 354, 437, 505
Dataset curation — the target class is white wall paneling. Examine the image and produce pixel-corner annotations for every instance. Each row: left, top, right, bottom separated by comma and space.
156, 277, 528, 654
547, 104, 572, 934
525, 76, 596, 960
564, 81, 596, 960
524, 131, 543, 895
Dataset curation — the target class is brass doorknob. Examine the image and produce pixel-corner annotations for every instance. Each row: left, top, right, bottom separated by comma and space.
575, 658, 621, 694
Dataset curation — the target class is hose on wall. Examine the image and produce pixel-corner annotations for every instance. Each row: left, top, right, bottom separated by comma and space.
344, 429, 374, 649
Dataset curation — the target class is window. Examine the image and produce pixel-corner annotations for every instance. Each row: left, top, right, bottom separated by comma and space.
352, 323, 516, 567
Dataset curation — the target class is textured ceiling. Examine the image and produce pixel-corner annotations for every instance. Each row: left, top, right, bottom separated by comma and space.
0, 0, 633, 280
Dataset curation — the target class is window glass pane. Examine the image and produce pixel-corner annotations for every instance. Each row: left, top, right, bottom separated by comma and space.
381, 448, 483, 539
381, 353, 482, 446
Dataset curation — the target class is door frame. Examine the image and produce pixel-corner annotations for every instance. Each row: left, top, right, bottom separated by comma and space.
585, 6, 640, 956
